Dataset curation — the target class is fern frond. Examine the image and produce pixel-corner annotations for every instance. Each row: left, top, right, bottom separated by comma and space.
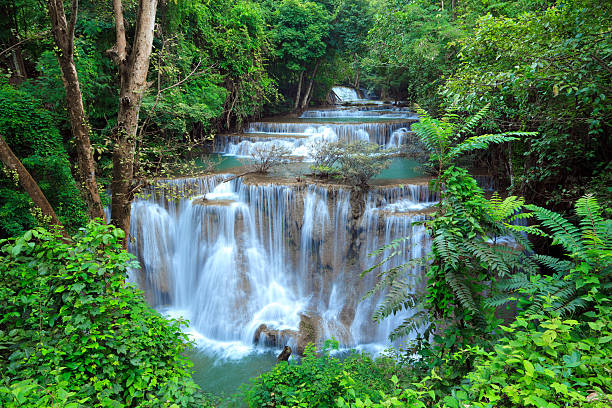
526, 204, 583, 254
464, 241, 511, 277
457, 103, 490, 138
388, 311, 430, 341
433, 230, 460, 268
533, 254, 572, 274
372, 279, 420, 321
575, 195, 610, 251
449, 133, 521, 159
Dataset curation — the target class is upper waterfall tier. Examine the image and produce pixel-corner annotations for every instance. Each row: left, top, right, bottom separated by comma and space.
128, 175, 437, 358
300, 107, 417, 119
215, 104, 420, 158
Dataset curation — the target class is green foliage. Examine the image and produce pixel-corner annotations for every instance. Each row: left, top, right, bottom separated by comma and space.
0, 82, 88, 236
443, 0, 611, 206
0, 222, 213, 407
449, 304, 612, 408
363, 0, 463, 104
272, 0, 332, 72
241, 343, 399, 407
411, 104, 536, 177
499, 195, 612, 317
365, 106, 534, 339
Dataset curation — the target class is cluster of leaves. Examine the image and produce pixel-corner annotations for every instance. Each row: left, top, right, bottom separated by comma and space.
363, 0, 462, 105
0, 222, 213, 407
240, 342, 399, 407
442, 0, 611, 207
449, 305, 612, 408
0, 81, 88, 237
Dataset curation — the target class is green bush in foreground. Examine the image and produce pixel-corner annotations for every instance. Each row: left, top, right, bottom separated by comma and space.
0, 222, 212, 407
240, 341, 399, 407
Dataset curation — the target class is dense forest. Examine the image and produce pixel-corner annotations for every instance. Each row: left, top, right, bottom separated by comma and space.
0, 0, 610, 406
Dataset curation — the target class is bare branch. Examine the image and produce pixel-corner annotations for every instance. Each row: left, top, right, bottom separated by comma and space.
0, 31, 50, 58
68, 0, 78, 48
113, 0, 127, 64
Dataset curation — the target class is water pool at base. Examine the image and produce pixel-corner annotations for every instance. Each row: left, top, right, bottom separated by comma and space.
187, 349, 278, 397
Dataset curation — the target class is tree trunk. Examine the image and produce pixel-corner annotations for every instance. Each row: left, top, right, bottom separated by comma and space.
110, 0, 159, 246
300, 60, 320, 110
0, 135, 63, 229
293, 70, 304, 111
353, 53, 359, 90
47, 0, 106, 222
508, 142, 514, 190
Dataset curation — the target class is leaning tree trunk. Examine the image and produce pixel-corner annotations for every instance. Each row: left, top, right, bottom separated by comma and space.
293, 70, 304, 111
110, 0, 158, 247
300, 60, 320, 110
0, 135, 63, 229
47, 0, 106, 221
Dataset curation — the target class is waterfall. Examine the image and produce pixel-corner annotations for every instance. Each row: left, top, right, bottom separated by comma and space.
217, 120, 418, 157
129, 176, 437, 357
128, 101, 437, 359
331, 86, 363, 103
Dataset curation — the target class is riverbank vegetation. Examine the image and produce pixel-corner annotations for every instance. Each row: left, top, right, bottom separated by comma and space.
1, 0, 610, 406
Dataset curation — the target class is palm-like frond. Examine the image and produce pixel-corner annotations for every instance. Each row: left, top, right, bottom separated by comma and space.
575, 194, 612, 251
456, 103, 490, 138
449, 133, 523, 159
526, 204, 583, 254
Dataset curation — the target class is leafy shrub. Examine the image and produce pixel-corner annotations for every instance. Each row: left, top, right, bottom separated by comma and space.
0, 82, 88, 236
248, 144, 293, 173
241, 343, 398, 407
0, 222, 212, 407
308, 140, 345, 178
449, 304, 612, 408
309, 140, 395, 187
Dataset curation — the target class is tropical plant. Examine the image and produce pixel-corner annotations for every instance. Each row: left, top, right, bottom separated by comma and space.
495, 195, 612, 317
364, 105, 537, 338
448, 303, 612, 408
412, 103, 536, 191
0, 222, 212, 407
241, 342, 399, 408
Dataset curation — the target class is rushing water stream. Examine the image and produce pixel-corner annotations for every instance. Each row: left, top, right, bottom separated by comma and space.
128, 97, 437, 394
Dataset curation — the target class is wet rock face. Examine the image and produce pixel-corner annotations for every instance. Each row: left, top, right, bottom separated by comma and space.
297, 313, 323, 355
129, 175, 434, 351
253, 324, 298, 348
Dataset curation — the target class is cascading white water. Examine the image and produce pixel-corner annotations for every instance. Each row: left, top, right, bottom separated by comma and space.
331, 86, 363, 103
300, 108, 417, 119
129, 176, 437, 358
217, 118, 418, 157
129, 102, 437, 360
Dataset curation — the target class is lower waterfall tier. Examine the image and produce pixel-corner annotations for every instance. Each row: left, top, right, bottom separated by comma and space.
128, 175, 436, 358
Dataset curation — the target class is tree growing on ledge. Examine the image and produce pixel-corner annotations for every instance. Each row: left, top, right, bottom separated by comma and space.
249, 144, 292, 173
309, 140, 395, 188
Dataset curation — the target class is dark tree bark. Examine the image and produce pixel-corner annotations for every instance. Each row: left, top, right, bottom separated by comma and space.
1, 2, 27, 82
0, 135, 63, 229
47, 0, 106, 221
353, 53, 359, 90
294, 70, 304, 111
300, 60, 320, 110
110, 0, 159, 246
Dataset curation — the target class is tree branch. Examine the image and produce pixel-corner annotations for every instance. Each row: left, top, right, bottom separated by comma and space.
112, 0, 127, 64
68, 0, 78, 49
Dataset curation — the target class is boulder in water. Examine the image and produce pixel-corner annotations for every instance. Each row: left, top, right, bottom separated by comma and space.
277, 345, 292, 362
297, 313, 322, 355
253, 324, 298, 347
